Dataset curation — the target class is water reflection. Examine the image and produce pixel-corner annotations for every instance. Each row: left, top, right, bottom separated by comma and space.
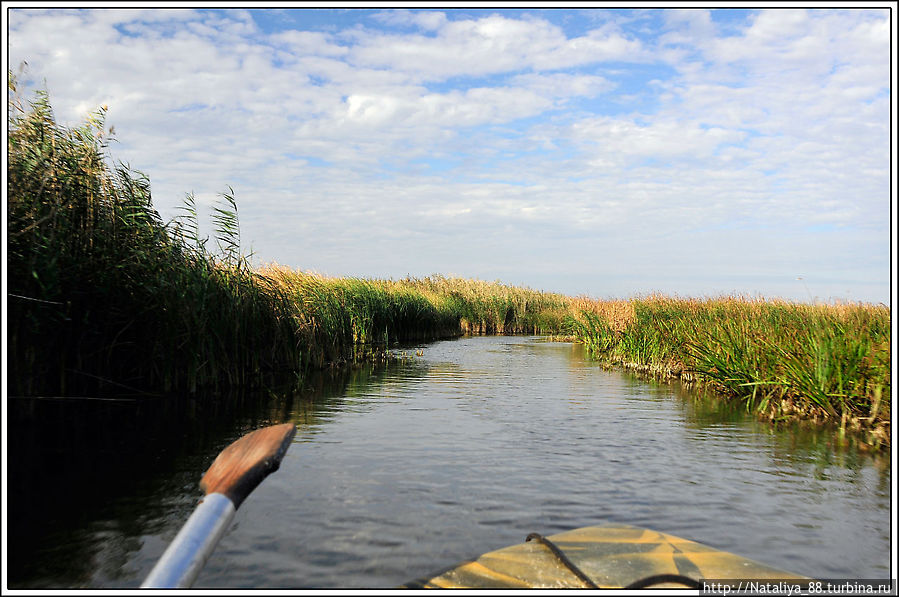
6, 366, 368, 588
6, 336, 892, 588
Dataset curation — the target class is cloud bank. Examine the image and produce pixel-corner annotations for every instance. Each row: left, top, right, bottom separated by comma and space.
6, 7, 892, 303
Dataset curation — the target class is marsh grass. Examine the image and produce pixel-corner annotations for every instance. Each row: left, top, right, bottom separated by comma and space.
8, 81, 889, 447
398, 274, 571, 335
258, 267, 572, 367
566, 295, 891, 446
7, 77, 303, 395
6, 80, 570, 395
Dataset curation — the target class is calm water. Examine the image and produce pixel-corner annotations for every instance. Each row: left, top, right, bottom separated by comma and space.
7, 336, 893, 588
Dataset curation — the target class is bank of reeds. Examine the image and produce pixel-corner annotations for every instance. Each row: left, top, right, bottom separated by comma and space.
7, 79, 305, 395
7, 82, 570, 396
398, 274, 571, 335
8, 82, 890, 447
257, 267, 572, 367
565, 296, 891, 447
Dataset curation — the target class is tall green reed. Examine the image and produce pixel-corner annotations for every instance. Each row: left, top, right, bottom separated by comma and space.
568, 294, 890, 441
12, 75, 886, 447
7, 77, 303, 395
258, 267, 572, 367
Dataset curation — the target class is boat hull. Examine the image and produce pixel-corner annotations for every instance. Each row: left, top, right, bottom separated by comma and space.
404, 524, 810, 589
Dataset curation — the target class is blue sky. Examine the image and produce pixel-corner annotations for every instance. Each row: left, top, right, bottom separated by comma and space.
4, 6, 894, 304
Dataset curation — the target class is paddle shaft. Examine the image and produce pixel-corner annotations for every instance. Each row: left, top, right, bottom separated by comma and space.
141, 493, 236, 588
141, 423, 296, 588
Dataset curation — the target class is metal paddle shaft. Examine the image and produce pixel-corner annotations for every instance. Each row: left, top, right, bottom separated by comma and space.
142, 423, 297, 588
142, 493, 236, 588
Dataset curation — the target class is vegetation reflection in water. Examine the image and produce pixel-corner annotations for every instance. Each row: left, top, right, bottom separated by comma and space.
198, 337, 890, 589
6, 338, 891, 588
5, 364, 380, 588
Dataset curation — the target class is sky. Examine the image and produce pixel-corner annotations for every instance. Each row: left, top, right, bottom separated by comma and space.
3, 5, 895, 304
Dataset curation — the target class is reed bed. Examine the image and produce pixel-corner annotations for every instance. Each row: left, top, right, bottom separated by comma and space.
258, 266, 460, 367
8, 82, 889, 447
565, 296, 891, 447
257, 266, 572, 367
7, 79, 304, 395
7, 82, 569, 395
397, 274, 572, 335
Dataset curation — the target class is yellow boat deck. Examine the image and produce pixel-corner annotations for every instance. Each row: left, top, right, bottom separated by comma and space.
404, 524, 810, 589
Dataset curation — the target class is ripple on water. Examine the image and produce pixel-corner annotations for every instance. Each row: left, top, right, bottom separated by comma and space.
10, 336, 891, 589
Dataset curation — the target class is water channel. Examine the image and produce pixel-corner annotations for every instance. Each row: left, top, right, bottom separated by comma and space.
7, 336, 893, 588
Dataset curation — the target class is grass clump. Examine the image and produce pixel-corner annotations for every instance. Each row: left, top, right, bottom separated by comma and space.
258, 267, 463, 367
399, 275, 571, 335
7, 76, 303, 395
258, 268, 573, 367
566, 296, 891, 447
6, 79, 572, 395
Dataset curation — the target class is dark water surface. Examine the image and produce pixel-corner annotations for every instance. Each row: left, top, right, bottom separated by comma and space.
7, 336, 893, 588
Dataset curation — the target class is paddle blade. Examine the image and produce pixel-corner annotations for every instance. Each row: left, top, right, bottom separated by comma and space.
200, 423, 297, 508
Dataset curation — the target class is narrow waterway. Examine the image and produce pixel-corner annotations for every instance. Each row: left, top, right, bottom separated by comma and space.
7, 336, 892, 588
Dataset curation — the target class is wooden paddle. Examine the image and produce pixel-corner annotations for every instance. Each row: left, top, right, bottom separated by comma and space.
142, 423, 297, 588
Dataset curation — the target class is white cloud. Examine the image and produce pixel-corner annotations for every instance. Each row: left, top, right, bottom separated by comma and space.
5, 7, 891, 303
572, 117, 745, 162
272, 30, 349, 57
372, 9, 448, 31
340, 86, 552, 129
347, 13, 645, 81
510, 72, 615, 100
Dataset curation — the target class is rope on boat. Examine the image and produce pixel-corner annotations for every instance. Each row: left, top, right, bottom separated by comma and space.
525, 532, 703, 590
525, 532, 598, 588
